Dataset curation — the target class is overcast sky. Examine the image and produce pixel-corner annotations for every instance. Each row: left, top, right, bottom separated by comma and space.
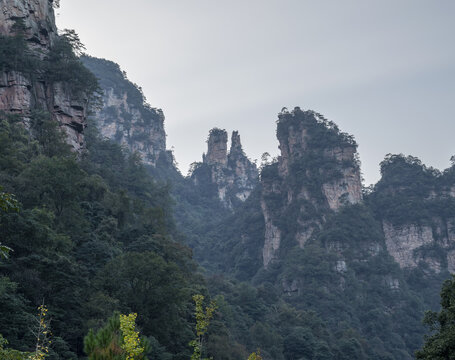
57, 0, 455, 185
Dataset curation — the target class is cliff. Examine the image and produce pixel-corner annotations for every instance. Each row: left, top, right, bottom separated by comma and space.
0, 0, 91, 151
191, 128, 259, 208
261, 107, 362, 267
0, 0, 57, 51
81, 56, 167, 166
369, 154, 455, 274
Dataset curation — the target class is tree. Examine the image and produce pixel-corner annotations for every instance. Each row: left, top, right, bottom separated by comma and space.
0, 187, 18, 259
119, 313, 144, 360
0, 334, 29, 360
29, 305, 52, 360
247, 350, 262, 360
416, 275, 455, 359
95, 252, 194, 355
84, 313, 149, 360
189, 294, 216, 360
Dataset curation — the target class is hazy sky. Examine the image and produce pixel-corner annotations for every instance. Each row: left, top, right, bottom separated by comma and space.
57, 0, 455, 185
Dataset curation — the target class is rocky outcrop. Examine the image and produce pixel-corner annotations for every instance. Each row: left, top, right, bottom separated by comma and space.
372, 156, 455, 273
321, 147, 362, 210
262, 196, 281, 267
383, 222, 434, 269
383, 219, 455, 273
0, 0, 88, 151
205, 128, 228, 166
191, 128, 259, 208
261, 107, 362, 267
0, 0, 57, 51
228, 131, 259, 202
0, 72, 32, 113
81, 57, 166, 166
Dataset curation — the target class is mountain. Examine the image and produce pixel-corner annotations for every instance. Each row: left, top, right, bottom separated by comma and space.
190, 128, 259, 209
190, 107, 455, 359
1, 0, 455, 359
261, 107, 362, 266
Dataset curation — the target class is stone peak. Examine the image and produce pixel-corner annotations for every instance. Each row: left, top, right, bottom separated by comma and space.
229, 130, 243, 155
204, 128, 228, 166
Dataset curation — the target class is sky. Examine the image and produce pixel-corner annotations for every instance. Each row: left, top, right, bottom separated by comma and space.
56, 0, 455, 185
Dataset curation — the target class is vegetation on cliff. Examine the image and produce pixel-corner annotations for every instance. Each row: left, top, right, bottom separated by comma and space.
1, 2, 455, 359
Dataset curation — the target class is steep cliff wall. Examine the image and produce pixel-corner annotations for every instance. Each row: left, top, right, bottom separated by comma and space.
369, 154, 455, 273
81, 56, 166, 166
261, 107, 362, 267
0, 0, 57, 50
0, 0, 89, 151
191, 128, 258, 208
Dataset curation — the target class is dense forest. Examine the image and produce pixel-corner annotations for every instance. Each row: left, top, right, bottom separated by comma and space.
1, 1, 455, 359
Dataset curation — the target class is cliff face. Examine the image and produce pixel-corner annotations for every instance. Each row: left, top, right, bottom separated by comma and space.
81, 56, 166, 166
191, 128, 258, 208
0, 0, 89, 151
369, 154, 455, 274
0, 0, 57, 51
261, 108, 362, 267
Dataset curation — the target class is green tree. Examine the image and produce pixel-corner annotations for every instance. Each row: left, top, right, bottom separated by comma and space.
0, 334, 29, 360
0, 187, 18, 258
416, 275, 455, 359
84, 313, 149, 360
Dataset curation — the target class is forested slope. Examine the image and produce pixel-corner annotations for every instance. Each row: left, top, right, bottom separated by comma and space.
1, 0, 455, 359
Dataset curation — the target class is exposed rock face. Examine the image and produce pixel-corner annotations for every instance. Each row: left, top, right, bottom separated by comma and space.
0, 0, 57, 51
321, 147, 362, 210
262, 198, 281, 267
261, 108, 362, 267
383, 219, 455, 273
0, 72, 32, 113
52, 82, 89, 150
383, 222, 434, 269
228, 131, 259, 202
81, 57, 166, 166
205, 128, 228, 166
0, 0, 88, 151
191, 129, 259, 208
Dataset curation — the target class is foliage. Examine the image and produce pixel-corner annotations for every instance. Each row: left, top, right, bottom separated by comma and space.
0, 33, 38, 74
3, 18, 455, 359
0, 334, 29, 360
81, 56, 161, 127
45, 30, 100, 97
29, 305, 52, 360
276, 108, 357, 151
84, 313, 150, 360
366, 153, 454, 225
0, 27, 99, 102
0, 186, 18, 259
247, 349, 262, 360
415, 275, 455, 359
190, 295, 216, 360
0, 108, 201, 358
119, 313, 144, 360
